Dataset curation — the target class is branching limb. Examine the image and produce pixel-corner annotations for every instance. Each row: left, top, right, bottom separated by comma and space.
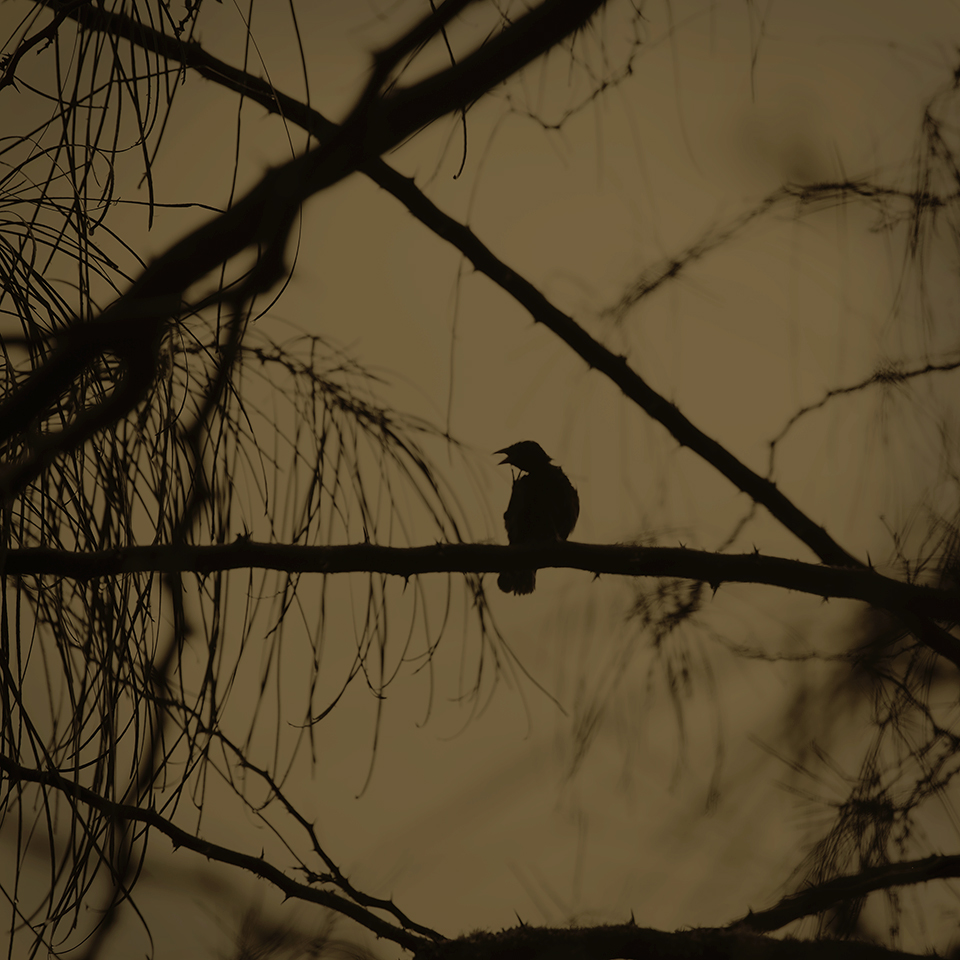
0, 0, 608, 501
23, 0, 960, 674
16, 0, 854, 566
0, 752, 439, 953
729, 853, 960, 934
205, 722, 445, 942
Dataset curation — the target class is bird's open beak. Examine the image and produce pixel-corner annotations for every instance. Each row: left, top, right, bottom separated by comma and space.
494, 447, 511, 465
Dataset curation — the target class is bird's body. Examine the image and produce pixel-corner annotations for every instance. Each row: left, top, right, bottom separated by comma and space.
495, 441, 579, 595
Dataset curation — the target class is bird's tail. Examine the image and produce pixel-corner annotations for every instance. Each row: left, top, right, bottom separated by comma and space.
497, 570, 536, 595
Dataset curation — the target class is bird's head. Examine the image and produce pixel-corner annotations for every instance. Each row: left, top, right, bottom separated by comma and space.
495, 440, 553, 472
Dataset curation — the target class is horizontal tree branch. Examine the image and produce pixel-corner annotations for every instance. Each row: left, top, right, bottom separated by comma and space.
730, 853, 960, 934
19, 0, 960, 674
33, 0, 856, 572
31, 1, 960, 673
4, 541, 960, 630
412, 922, 926, 960
0, 752, 436, 953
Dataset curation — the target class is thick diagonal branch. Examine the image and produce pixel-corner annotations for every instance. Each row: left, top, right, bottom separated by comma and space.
0, 0, 607, 497
17, 1, 960, 669
19, 2, 856, 566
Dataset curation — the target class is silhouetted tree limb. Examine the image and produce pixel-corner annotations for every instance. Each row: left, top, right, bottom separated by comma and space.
730, 853, 960, 934
2, 733, 938, 958
25, 0, 853, 569
411, 923, 926, 960
0, 6, 613, 953
0, 0, 607, 501
0, 0, 92, 92
4, 5, 960, 956
193, 718, 445, 943
0, 752, 439, 954
2, 739, 941, 959
22, 0, 959, 673
4, 541, 959, 634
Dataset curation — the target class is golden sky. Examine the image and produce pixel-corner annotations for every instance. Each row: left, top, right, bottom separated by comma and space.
2, 1, 960, 956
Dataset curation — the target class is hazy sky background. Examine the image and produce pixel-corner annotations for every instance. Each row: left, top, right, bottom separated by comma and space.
3, 1, 960, 956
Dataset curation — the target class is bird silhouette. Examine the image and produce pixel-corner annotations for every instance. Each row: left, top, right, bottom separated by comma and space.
495, 440, 579, 595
